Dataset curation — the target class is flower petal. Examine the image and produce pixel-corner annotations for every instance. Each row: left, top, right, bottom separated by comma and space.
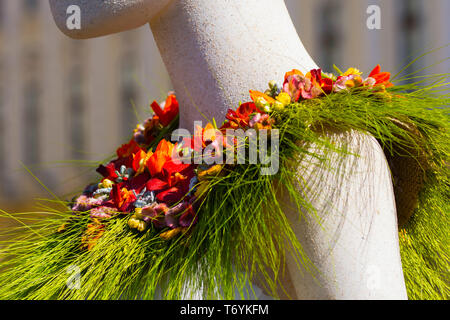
146, 177, 168, 192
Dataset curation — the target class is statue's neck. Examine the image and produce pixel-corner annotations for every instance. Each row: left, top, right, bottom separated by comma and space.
150, 0, 317, 130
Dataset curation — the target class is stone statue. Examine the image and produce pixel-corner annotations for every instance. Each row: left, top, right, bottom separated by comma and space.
49, 0, 408, 299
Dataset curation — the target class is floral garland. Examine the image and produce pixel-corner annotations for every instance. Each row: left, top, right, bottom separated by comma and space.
1, 62, 447, 300
68, 65, 396, 250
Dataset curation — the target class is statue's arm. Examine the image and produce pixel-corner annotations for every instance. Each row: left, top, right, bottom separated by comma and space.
49, 0, 171, 39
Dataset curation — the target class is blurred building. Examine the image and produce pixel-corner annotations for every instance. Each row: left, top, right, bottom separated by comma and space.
0, 0, 171, 208
0, 0, 448, 208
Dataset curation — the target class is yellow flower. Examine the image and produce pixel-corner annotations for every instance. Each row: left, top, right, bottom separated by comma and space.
136, 221, 147, 232
275, 92, 291, 106
128, 217, 139, 229
345, 76, 363, 88
342, 68, 362, 76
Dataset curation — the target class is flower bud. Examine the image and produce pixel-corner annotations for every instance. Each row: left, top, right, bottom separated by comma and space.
160, 227, 183, 240
272, 100, 285, 112
136, 220, 148, 232
198, 165, 223, 181
102, 179, 114, 189
134, 208, 144, 220
254, 96, 268, 110
268, 80, 277, 89
128, 217, 139, 229
263, 104, 271, 113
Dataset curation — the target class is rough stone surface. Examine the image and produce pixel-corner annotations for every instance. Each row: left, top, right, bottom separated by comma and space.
49, 0, 171, 39
150, 0, 318, 130
282, 130, 408, 299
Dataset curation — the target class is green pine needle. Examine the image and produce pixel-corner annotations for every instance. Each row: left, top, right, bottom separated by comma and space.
0, 74, 448, 300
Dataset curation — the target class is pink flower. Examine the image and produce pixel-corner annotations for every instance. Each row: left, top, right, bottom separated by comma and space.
283, 74, 322, 101
333, 76, 350, 92
283, 74, 303, 102
179, 204, 198, 228
141, 203, 169, 229
72, 195, 103, 212
364, 77, 376, 87
90, 206, 118, 219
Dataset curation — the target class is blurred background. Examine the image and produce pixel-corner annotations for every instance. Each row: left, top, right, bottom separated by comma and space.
0, 0, 448, 212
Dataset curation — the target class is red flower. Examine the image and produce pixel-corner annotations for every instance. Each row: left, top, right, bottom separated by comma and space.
117, 138, 141, 159
126, 172, 150, 194
306, 68, 334, 94
132, 149, 151, 176
308, 69, 322, 84
223, 102, 262, 129
147, 161, 193, 193
157, 187, 185, 205
96, 155, 134, 182
145, 140, 194, 198
146, 171, 187, 193
146, 178, 169, 192
96, 162, 119, 181
96, 138, 143, 181
320, 78, 334, 94
151, 94, 179, 127
182, 122, 223, 154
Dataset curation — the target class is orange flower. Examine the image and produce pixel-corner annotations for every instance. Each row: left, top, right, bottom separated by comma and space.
181, 122, 221, 152
368, 65, 394, 88
249, 90, 276, 105
81, 220, 105, 251
146, 139, 176, 176
200, 123, 218, 144
132, 149, 152, 176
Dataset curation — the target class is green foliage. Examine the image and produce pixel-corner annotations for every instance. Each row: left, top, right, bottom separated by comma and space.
399, 172, 449, 299
0, 75, 448, 300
